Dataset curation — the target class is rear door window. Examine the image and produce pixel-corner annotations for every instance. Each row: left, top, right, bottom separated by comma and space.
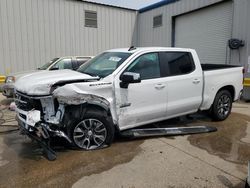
162, 52, 195, 76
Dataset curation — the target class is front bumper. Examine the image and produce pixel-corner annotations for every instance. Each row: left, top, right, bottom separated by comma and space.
16, 106, 71, 140
2, 83, 14, 97
16, 107, 40, 128
17, 116, 57, 160
16, 107, 72, 160
16, 105, 72, 137
16, 108, 57, 160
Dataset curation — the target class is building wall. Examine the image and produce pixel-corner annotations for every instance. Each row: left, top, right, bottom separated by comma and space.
137, 0, 224, 47
137, 0, 250, 67
0, 0, 137, 75
230, 0, 250, 68
1, 0, 249, 75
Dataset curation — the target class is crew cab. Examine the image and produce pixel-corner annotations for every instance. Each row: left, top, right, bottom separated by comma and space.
2, 56, 92, 98
14, 47, 243, 151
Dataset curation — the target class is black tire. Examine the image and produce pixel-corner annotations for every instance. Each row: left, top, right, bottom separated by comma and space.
210, 90, 232, 121
68, 109, 114, 150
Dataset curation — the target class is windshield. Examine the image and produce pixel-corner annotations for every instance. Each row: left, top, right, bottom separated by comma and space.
38, 58, 60, 70
77, 52, 132, 78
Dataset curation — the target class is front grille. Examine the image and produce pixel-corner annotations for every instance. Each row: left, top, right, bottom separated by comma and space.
15, 92, 42, 112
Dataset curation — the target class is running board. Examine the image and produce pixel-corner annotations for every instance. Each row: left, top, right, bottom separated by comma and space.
120, 125, 217, 138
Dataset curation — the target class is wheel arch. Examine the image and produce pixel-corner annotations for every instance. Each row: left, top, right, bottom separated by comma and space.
216, 85, 235, 101
84, 103, 120, 133
62, 102, 119, 132
209, 85, 234, 121
206, 85, 235, 111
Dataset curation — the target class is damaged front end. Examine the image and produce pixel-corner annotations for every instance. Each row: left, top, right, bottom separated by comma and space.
14, 76, 114, 160
15, 91, 71, 160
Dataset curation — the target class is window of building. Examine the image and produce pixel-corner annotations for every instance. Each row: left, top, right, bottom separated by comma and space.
126, 53, 161, 80
85, 10, 97, 28
153, 15, 162, 28
166, 52, 195, 76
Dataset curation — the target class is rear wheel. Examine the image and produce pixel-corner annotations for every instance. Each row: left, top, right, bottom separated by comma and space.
210, 90, 232, 121
69, 110, 114, 150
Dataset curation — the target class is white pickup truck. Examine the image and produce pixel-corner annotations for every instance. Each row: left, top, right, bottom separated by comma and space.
15, 47, 243, 152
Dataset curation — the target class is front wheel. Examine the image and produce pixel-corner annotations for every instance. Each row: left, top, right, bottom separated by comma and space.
210, 90, 232, 121
69, 110, 114, 150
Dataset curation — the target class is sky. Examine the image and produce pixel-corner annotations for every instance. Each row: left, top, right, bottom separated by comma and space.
85, 0, 162, 9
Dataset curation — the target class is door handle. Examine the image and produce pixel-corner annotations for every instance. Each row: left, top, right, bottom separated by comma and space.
192, 79, 201, 84
155, 83, 165, 90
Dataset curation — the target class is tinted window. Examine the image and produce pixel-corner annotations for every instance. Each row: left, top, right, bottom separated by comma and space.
166, 52, 194, 76
76, 58, 89, 67
126, 53, 160, 80
38, 58, 59, 70
51, 59, 72, 70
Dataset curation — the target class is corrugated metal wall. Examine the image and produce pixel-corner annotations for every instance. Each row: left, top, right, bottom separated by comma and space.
137, 0, 225, 47
137, 0, 250, 67
1, 0, 249, 74
175, 1, 233, 65
0, 0, 137, 75
230, 0, 249, 68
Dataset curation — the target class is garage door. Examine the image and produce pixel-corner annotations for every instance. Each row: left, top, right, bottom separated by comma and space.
175, 1, 233, 65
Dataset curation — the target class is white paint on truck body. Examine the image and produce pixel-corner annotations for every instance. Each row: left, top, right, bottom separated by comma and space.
14, 47, 243, 131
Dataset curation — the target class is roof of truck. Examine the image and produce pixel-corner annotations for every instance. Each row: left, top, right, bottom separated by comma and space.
106, 47, 194, 53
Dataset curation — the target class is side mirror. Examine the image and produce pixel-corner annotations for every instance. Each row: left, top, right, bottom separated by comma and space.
50, 67, 59, 71
120, 72, 141, 88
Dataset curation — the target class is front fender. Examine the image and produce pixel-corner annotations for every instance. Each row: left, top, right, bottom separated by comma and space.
53, 84, 118, 125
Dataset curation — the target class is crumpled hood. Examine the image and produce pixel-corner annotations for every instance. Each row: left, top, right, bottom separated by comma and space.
15, 70, 96, 95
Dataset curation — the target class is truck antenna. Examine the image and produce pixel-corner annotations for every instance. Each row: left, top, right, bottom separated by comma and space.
128, 46, 136, 51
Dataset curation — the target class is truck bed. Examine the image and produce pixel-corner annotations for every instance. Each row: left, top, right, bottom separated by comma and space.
200, 65, 243, 111
201, 64, 240, 71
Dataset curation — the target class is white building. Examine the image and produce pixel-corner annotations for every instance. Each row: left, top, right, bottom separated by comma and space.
0, 0, 137, 74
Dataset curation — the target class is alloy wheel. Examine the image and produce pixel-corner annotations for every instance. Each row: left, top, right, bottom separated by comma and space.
217, 94, 231, 118
73, 118, 107, 150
